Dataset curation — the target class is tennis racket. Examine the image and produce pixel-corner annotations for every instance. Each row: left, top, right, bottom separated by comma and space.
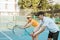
12, 25, 34, 36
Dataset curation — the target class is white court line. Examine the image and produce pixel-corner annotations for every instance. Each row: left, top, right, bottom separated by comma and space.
0, 32, 13, 40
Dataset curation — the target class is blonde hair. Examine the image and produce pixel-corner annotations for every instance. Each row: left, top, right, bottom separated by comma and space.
27, 16, 32, 18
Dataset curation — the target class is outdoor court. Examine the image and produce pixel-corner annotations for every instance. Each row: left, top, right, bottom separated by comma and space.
0, 0, 60, 40
0, 27, 60, 40
0, 16, 60, 40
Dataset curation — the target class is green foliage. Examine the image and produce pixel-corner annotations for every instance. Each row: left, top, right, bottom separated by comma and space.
53, 4, 60, 10
18, 0, 49, 10
37, 0, 49, 10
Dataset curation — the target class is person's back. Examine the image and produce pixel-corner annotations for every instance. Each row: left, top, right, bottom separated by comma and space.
42, 17, 59, 33
28, 19, 39, 27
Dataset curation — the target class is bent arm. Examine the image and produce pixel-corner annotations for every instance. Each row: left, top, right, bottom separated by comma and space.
33, 19, 49, 36
33, 26, 46, 36
23, 22, 32, 28
33, 24, 40, 33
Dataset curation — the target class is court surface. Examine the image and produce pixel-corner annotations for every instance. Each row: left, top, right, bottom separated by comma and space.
0, 28, 60, 40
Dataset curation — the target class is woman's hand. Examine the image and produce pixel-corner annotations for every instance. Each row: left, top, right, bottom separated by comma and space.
30, 32, 34, 36
30, 32, 37, 38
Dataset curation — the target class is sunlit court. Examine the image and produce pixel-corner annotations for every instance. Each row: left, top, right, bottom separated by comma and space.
0, 0, 60, 40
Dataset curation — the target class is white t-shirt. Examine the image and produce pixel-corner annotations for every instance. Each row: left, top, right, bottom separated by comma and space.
39, 17, 59, 33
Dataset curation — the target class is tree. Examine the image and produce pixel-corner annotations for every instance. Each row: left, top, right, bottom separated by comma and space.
18, 0, 50, 12
53, 4, 60, 10
37, 0, 49, 10
18, 0, 25, 9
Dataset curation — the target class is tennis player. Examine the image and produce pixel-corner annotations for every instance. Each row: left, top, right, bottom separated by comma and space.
23, 16, 40, 40
32, 12, 59, 40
